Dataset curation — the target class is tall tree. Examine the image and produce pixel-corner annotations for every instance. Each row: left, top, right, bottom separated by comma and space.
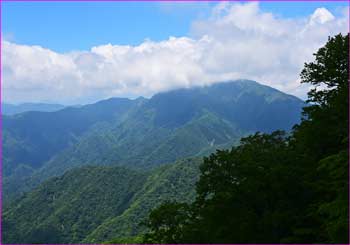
296, 33, 349, 158
295, 33, 349, 243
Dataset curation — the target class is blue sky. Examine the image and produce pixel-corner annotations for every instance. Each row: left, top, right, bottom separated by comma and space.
3, 1, 348, 52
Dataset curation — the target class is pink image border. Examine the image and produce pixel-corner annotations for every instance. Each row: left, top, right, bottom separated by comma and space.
0, 0, 349, 244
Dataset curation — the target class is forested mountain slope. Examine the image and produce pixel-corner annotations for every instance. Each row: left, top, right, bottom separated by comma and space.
3, 80, 304, 202
3, 159, 201, 243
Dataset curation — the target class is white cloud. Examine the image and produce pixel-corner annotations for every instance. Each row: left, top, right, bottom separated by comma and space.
310, 7, 335, 24
2, 2, 348, 104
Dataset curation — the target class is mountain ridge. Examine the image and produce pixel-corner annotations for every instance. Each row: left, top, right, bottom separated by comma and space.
3, 79, 305, 203
2, 102, 66, 115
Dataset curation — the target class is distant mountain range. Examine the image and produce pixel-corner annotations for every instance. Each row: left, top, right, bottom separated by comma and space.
2, 80, 305, 243
2, 102, 67, 115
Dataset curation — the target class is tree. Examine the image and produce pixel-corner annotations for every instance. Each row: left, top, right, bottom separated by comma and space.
296, 33, 349, 158
145, 132, 313, 243
295, 33, 349, 243
193, 132, 307, 243
143, 201, 192, 243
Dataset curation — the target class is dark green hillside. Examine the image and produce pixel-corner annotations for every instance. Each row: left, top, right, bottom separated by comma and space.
84, 158, 201, 243
3, 159, 201, 244
140, 111, 244, 167
2, 166, 148, 244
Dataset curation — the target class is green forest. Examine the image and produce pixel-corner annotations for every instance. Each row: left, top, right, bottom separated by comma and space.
3, 159, 201, 243
2, 33, 349, 244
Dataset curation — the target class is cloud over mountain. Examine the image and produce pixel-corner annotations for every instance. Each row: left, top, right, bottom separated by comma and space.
3, 2, 348, 103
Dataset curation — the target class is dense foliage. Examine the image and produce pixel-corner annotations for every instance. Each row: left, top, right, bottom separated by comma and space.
3, 166, 147, 243
2, 159, 201, 243
143, 33, 349, 243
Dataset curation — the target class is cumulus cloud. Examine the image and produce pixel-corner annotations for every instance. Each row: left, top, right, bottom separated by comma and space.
2, 2, 348, 104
